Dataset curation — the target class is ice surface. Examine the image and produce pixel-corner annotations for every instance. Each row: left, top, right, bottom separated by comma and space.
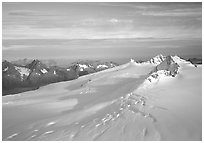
2, 58, 202, 141
134, 62, 202, 140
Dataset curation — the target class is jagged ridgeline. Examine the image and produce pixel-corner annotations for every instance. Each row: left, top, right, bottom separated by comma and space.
2, 59, 118, 96
2, 55, 200, 96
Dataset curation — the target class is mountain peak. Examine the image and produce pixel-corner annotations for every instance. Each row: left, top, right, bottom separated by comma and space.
152, 55, 179, 77
2, 60, 14, 69
149, 54, 166, 65
32, 59, 41, 64
154, 54, 165, 58
26, 59, 47, 71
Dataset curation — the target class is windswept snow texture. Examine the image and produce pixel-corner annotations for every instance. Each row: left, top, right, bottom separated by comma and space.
2, 57, 202, 141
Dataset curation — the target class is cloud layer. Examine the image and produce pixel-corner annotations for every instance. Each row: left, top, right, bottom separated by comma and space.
3, 2, 202, 40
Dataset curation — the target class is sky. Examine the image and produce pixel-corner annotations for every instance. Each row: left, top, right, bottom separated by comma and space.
2, 2, 202, 62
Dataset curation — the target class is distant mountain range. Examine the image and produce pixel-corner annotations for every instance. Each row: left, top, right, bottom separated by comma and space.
2, 56, 201, 96
135, 55, 202, 66
2, 59, 118, 96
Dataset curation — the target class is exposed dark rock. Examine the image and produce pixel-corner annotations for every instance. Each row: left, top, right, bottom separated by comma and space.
150, 55, 179, 77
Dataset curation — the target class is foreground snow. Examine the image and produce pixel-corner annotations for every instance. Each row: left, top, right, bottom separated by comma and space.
135, 61, 202, 140
2, 57, 202, 141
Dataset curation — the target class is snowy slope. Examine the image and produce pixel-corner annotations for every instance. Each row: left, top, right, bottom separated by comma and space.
2, 56, 201, 141
134, 62, 202, 140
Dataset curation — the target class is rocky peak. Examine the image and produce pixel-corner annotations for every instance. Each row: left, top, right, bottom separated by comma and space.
151, 55, 179, 77
26, 59, 47, 71
149, 54, 166, 65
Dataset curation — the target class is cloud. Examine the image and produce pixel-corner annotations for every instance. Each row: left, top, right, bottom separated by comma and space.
3, 17, 134, 39
149, 45, 181, 49
79, 18, 132, 26
3, 25, 72, 39
96, 3, 160, 10
108, 18, 132, 24
142, 8, 201, 17
2, 23, 201, 40
1, 24, 148, 40
2, 45, 33, 50
2, 3, 201, 40
109, 18, 119, 23
8, 10, 58, 17
196, 17, 202, 21
8, 10, 40, 16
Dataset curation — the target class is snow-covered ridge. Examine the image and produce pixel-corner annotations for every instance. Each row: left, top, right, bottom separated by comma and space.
76, 62, 117, 72
78, 64, 89, 71
171, 55, 194, 66
148, 54, 166, 65
135, 55, 197, 90
134, 54, 194, 67
138, 55, 182, 89
78, 64, 89, 69
140, 70, 173, 89
97, 64, 108, 69
147, 70, 172, 82
134, 54, 166, 66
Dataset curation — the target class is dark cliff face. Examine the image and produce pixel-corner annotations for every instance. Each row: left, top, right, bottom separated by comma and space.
2, 61, 23, 90
3, 60, 32, 93
151, 56, 180, 77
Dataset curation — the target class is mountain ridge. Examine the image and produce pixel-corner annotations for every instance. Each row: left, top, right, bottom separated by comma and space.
2, 55, 199, 96
2, 59, 118, 96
